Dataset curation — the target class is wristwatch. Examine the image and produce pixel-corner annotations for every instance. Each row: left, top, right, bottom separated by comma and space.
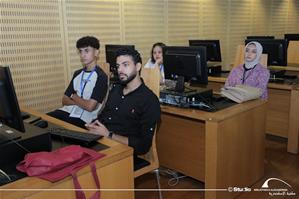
108, 132, 113, 139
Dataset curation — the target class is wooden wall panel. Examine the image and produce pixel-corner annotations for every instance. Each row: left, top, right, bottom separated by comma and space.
286, 0, 299, 33
123, 0, 165, 63
251, 0, 271, 36
227, 0, 252, 67
0, 0, 66, 112
63, 0, 121, 76
198, 0, 229, 67
1, 0, 299, 112
166, 0, 199, 45
269, 0, 289, 38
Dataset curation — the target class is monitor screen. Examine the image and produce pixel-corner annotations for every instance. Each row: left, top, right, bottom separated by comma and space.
284, 34, 299, 45
246, 36, 275, 40
105, 44, 135, 74
0, 66, 25, 132
189, 40, 221, 62
245, 39, 287, 66
163, 46, 208, 85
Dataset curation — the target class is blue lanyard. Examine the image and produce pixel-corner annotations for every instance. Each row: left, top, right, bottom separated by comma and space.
160, 64, 164, 72
80, 66, 96, 97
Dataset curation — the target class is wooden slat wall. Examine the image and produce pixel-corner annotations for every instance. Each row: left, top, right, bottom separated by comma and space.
167, 0, 199, 46
198, 0, 229, 67
270, 0, 289, 38
227, 0, 252, 67
63, 0, 122, 77
0, 0, 66, 112
286, 0, 299, 32
251, 0, 271, 36
1, 0, 299, 112
123, 0, 165, 63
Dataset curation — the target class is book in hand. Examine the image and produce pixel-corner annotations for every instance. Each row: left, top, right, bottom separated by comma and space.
220, 84, 262, 103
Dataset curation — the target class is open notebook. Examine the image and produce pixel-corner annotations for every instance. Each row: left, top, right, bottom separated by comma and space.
220, 84, 262, 103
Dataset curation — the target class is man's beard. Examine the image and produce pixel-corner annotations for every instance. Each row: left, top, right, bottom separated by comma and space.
118, 71, 137, 85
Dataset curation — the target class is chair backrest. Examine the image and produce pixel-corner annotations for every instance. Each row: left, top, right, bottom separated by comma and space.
260, 54, 268, 67
288, 41, 299, 64
233, 44, 268, 67
141, 67, 160, 97
233, 44, 245, 68
134, 67, 160, 177
99, 62, 110, 76
96, 62, 111, 116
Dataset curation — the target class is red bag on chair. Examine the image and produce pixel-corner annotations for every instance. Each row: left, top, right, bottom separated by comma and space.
17, 145, 105, 199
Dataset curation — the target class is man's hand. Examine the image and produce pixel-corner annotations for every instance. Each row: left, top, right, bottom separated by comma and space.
71, 93, 80, 100
85, 120, 109, 137
62, 95, 76, 106
71, 93, 98, 112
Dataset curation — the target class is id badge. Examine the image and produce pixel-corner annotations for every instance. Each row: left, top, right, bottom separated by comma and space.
70, 106, 84, 118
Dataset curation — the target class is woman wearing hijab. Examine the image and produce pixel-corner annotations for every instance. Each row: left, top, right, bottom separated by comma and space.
225, 41, 270, 100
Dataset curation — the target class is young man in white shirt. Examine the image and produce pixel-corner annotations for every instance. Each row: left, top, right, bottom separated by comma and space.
48, 36, 108, 128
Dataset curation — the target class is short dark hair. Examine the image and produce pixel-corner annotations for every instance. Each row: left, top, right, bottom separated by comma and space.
115, 47, 142, 65
76, 36, 100, 49
151, 42, 166, 63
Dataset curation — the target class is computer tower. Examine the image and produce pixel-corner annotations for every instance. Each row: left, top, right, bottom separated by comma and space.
0, 123, 52, 166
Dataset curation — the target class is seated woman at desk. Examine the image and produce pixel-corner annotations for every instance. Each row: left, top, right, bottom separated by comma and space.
225, 41, 270, 99
144, 42, 166, 84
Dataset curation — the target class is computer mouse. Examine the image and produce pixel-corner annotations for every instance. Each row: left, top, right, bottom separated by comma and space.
34, 120, 48, 128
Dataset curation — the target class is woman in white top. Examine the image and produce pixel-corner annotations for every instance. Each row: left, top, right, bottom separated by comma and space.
144, 42, 166, 84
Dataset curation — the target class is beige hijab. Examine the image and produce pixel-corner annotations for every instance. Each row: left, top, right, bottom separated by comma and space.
244, 41, 263, 69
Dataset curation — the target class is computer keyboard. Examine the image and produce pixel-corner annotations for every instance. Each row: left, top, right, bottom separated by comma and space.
48, 128, 102, 145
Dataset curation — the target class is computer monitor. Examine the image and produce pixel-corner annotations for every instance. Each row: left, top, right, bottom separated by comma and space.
246, 36, 275, 40
0, 66, 25, 132
245, 39, 288, 66
105, 44, 135, 74
189, 40, 221, 62
284, 33, 299, 45
163, 46, 208, 85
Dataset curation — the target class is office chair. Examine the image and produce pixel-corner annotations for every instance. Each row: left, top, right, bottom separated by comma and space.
287, 41, 299, 64
99, 62, 110, 76
134, 66, 163, 199
233, 44, 245, 68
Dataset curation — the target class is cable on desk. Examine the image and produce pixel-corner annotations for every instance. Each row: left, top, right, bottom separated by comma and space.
0, 136, 32, 184
0, 169, 12, 182
10, 139, 31, 153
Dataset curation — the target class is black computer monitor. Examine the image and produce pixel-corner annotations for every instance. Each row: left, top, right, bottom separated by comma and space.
0, 66, 25, 132
246, 36, 275, 40
163, 46, 208, 85
245, 39, 288, 66
189, 40, 221, 62
284, 33, 299, 46
105, 44, 135, 74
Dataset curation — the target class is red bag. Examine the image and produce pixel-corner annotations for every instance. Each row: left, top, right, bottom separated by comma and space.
17, 145, 105, 199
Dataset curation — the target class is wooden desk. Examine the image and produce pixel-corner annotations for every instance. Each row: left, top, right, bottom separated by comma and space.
157, 100, 267, 199
0, 107, 134, 199
208, 76, 299, 154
